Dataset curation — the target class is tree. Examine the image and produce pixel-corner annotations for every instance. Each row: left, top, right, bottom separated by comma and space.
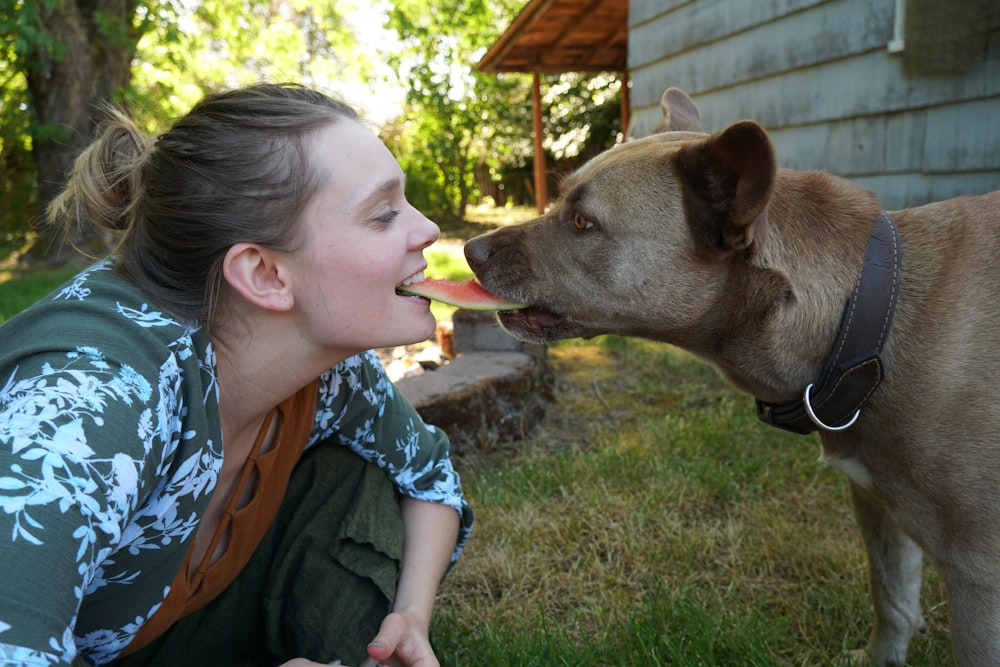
1, 0, 148, 262
0, 55, 35, 260
0, 0, 361, 264
380, 0, 623, 220
130, 0, 363, 122
0, 0, 622, 261
382, 0, 532, 221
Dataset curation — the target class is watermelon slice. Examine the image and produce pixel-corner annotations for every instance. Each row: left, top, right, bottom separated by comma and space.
397, 277, 527, 311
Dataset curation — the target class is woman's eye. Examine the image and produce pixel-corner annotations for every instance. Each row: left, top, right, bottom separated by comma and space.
378, 209, 400, 224
572, 212, 594, 230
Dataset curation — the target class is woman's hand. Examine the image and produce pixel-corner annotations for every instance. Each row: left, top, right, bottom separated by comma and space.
361, 498, 458, 667
279, 499, 457, 667
362, 609, 439, 667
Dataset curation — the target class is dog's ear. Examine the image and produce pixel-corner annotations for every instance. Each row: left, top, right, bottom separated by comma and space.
672, 120, 776, 260
653, 87, 704, 134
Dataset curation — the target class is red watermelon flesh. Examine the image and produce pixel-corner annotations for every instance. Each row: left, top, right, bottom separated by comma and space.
397, 278, 527, 311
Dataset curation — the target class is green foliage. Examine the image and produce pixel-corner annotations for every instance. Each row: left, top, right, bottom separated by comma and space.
543, 72, 624, 161
379, 0, 625, 219
1, 0, 368, 249
129, 0, 362, 128
93, 8, 136, 50
0, 1, 39, 257
2, 0, 626, 262
379, 0, 525, 221
0, 0, 65, 71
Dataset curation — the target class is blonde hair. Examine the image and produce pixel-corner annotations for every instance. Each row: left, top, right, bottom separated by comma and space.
48, 82, 358, 327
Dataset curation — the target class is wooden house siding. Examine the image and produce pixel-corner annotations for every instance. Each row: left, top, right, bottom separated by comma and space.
627, 0, 1000, 208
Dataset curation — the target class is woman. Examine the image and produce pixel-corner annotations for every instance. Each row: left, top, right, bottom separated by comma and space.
0, 83, 472, 667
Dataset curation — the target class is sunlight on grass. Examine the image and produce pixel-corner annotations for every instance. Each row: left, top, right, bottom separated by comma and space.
426, 243, 472, 281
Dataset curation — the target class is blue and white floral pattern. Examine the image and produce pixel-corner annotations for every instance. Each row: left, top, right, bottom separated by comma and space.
0, 266, 471, 666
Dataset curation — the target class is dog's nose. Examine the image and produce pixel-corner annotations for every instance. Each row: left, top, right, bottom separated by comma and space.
464, 235, 492, 270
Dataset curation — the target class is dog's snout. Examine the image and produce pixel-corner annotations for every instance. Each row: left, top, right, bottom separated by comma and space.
464, 235, 493, 270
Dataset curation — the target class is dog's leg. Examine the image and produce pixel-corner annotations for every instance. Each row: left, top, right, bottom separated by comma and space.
937, 564, 1000, 666
848, 481, 926, 667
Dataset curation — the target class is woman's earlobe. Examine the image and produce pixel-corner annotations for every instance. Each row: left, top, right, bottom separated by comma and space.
222, 242, 294, 312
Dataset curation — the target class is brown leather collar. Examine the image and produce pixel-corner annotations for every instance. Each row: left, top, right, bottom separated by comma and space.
756, 212, 902, 435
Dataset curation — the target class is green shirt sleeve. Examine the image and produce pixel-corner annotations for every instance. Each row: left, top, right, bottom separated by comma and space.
309, 351, 473, 563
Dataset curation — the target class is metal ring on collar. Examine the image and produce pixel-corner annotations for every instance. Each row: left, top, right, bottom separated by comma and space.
802, 383, 861, 432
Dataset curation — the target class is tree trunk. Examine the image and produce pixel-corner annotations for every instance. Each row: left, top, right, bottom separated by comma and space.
24, 0, 138, 266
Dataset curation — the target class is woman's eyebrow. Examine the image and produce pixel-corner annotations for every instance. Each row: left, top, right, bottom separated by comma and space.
352, 177, 401, 212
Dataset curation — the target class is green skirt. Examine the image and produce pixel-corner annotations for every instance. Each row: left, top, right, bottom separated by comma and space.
113, 442, 403, 667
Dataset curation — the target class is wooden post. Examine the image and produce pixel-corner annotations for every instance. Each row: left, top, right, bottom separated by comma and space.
532, 69, 548, 213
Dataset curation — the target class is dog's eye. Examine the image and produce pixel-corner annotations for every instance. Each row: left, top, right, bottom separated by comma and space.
572, 212, 594, 231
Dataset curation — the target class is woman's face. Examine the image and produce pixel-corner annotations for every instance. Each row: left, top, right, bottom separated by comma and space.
288, 119, 441, 358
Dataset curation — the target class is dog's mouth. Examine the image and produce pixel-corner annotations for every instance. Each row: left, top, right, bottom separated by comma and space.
467, 262, 575, 342
462, 273, 581, 342
496, 304, 568, 342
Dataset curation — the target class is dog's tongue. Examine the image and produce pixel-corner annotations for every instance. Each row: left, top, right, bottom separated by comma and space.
398, 278, 527, 311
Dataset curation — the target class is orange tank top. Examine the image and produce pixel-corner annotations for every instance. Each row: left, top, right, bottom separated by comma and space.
119, 379, 319, 657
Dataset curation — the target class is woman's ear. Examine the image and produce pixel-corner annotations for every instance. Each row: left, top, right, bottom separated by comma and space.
222, 242, 294, 312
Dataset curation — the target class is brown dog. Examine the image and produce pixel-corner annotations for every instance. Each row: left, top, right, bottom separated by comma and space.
464, 87, 1000, 666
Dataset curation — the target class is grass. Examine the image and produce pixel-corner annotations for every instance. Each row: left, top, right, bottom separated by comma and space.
428, 338, 956, 665
0, 267, 79, 323
0, 206, 956, 664
424, 241, 474, 323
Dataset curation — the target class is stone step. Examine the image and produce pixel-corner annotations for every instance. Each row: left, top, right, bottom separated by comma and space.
393, 310, 553, 453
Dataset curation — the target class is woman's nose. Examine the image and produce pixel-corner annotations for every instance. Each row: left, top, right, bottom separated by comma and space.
414, 211, 440, 250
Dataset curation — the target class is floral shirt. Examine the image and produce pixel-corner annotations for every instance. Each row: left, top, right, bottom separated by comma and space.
0, 264, 473, 666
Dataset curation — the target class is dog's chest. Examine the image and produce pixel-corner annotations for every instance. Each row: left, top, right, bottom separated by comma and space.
821, 452, 874, 489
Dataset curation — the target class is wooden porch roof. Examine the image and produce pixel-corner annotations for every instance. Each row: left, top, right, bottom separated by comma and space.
476, 0, 628, 74
476, 0, 630, 212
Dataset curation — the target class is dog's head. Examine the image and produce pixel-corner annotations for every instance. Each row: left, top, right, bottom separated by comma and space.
464, 87, 779, 346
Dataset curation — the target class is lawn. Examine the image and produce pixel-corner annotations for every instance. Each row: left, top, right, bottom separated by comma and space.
0, 206, 955, 665
431, 336, 954, 665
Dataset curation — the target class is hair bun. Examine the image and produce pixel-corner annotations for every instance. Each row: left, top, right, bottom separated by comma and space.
47, 107, 152, 236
